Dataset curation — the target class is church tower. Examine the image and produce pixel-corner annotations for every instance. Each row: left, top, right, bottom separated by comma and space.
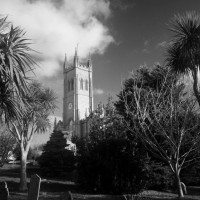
63, 48, 93, 138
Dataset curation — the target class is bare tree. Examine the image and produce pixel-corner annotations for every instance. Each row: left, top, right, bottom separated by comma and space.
121, 74, 200, 198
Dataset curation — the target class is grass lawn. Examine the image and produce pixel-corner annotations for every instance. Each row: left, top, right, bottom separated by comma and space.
1, 163, 200, 200
0, 163, 78, 200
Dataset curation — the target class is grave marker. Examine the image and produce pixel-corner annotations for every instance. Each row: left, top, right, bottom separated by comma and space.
0, 182, 9, 200
27, 174, 41, 200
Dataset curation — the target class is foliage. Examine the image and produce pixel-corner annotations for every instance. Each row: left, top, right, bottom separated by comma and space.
146, 161, 174, 190
77, 138, 150, 194
0, 123, 16, 166
76, 99, 150, 194
115, 64, 177, 119
12, 143, 43, 161
181, 160, 200, 186
0, 16, 41, 191
38, 130, 76, 178
89, 98, 126, 142
115, 65, 178, 190
27, 145, 43, 161
7, 81, 57, 191
0, 17, 35, 120
166, 11, 200, 107
117, 64, 200, 197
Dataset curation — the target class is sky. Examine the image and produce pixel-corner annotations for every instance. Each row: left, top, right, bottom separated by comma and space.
1, 0, 200, 118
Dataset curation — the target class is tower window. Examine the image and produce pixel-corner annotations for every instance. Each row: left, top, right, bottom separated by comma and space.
85, 80, 88, 90
71, 79, 74, 91
68, 80, 70, 91
80, 78, 83, 90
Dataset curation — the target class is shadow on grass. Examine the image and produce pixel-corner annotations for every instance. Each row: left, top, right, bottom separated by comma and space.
6, 181, 20, 192
5, 180, 79, 193
0, 164, 20, 178
1, 163, 75, 181
187, 186, 200, 196
40, 181, 79, 193
2, 164, 200, 200
1, 163, 79, 194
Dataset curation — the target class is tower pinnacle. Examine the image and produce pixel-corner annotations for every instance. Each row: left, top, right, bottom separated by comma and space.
74, 45, 79, 67
63, 53, 68, 71
88, 52, 92, 68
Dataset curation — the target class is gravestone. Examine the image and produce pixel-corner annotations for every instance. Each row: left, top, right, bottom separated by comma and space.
0, 181, 9, 200
27, 174, 41, 200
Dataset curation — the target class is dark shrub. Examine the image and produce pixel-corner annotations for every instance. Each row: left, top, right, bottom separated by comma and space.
38, 130, 75, 178
146, 161, 174, 190
77, 138, 149, 194
181, 162, 200, 186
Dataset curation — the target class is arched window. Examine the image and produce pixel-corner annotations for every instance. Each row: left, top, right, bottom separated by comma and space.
80, 78, 83, 90
71, 79, 74, 90
85, 80, 88, 90
68, 80, 70, 91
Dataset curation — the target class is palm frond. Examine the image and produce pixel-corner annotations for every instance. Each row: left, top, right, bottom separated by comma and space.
0, 80, 24, 120
166, 11, 200, 74
0, 16, 9, 34
0, 17, 37, 121
17, 81, 57, 133
35, 113, 51, 133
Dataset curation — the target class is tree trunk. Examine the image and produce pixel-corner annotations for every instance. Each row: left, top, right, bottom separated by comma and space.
19, 149, 28, 192
192, 68, 200, 107
176, 172, 184, 198
181, 182, 187, 195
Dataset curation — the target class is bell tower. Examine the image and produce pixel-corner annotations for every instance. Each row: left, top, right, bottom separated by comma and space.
63, 48, 93, 138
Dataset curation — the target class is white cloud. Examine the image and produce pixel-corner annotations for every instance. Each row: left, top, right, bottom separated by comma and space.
142, 40, 150, 53
157, 41, 168, 48
157, 41, 173, 48
94, 88, 105, 95
111, 0, 136, 11
0, 0, 114, 77
142, 48, 150, 53
144, 40, 149, 46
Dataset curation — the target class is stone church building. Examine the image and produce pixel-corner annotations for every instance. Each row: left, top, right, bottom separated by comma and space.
63, 48, 94, 140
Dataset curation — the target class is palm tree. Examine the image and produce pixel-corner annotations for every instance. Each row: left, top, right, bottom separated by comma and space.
8, 81, 57, 191
0, 17, 55, 192
166, 11, 200, 107
0, 17, 35, 120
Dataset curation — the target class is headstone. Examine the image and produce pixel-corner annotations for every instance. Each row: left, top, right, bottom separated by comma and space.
0, 182, 9, 200
27, 174, 41, 200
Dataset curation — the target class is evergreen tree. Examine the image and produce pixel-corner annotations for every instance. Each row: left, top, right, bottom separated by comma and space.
38, 130, 75, 178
